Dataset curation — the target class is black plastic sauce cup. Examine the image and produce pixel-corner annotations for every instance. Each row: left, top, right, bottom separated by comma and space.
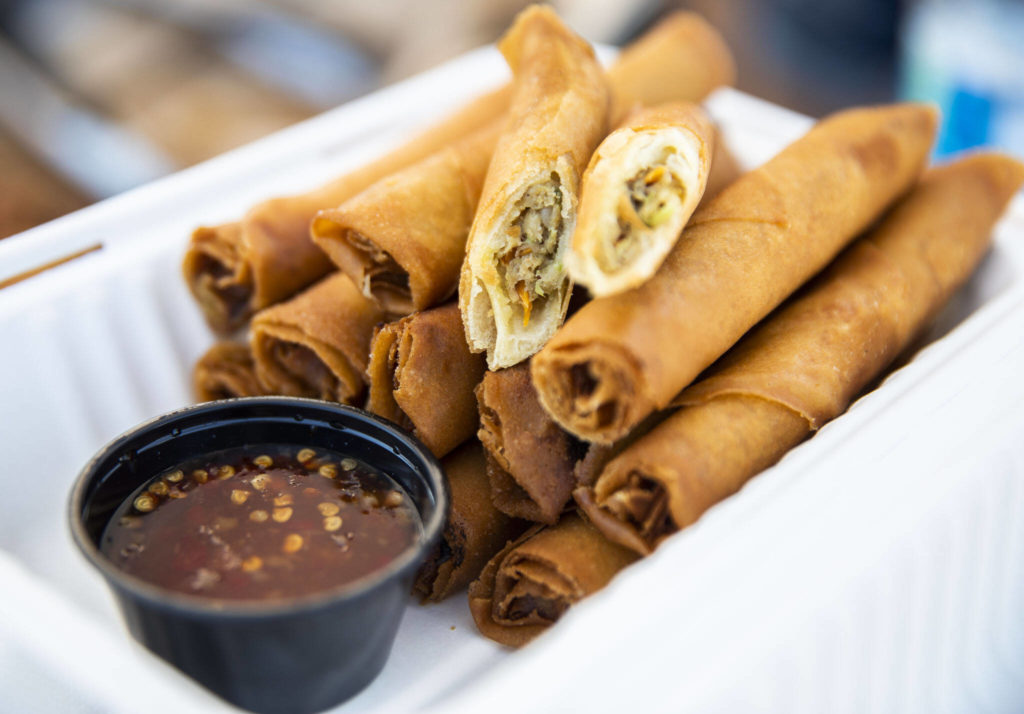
68, 397, 448, 714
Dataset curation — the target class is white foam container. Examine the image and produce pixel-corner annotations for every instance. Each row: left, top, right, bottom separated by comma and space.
1, 46, 1023, 714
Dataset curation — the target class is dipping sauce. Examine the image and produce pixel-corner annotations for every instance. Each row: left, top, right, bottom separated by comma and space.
100, 445, 423, 601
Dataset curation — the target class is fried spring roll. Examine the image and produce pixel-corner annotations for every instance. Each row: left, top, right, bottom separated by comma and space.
468, 513, 638, 647
567, 102, 715, 296
532, 103, 939, 443
477, 363, 582, 524
250, 273, 385, 403
365, 303, 486, 458
312, 125, 500, 315
183, 85, 510, 333
604, 12, 736, 117
414, 441, 527, 602
577, 153, 1024, 554
193, 342, 264, 402
312, 13, 735, 317
460, 6, 611, 369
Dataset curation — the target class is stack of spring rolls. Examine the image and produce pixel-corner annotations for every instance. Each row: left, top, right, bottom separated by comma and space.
182, 5, 1024, 648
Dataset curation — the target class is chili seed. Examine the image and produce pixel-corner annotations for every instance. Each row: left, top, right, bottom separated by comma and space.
253, 455, 273, 468
168, 490, 188, 499
340, 458, 357, 471
217, 465, 236, 480
317, 502, 340, 516
134, 495, 156, 512
242, 556, 263, 572
231, 489, 250, 505
297, 448, 316, 464
148, 481, 169, 496
250, 473, 270, 490
165, 469, 184, 483
319, 464, 337, 479
323, 516, 343, 532
272, 507, 293, 523
274, 494, 294, 507
250, 509, 269, 523
383, 490, 404, 508
282, 534, 303, 553
193, 469, 209, 483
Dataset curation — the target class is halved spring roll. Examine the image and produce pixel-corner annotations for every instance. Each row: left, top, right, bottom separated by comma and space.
183, 84, 510, 334
577, 152, 1024, 554
312, 125, 500, 315
413, 440, 528, 603
567, 102, 715, 296
251, 273, 385, 404
365, 303, 486, 458
193, 342, 264, 402
460, 6, 611, 369
476, 363, 583, 524
468, 512, 638, 647
311, 13, 735, 319
532, 103, 938, 444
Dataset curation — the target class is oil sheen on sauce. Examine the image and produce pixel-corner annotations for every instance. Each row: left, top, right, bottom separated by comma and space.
100, 444, 423, 601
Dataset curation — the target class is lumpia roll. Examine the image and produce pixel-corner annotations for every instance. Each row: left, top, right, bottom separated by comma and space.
532, 103, 938, 443
605, 12, 735, 120
578, 152, 1024, 554
477, 363, 582, 524
251, 273, 385, 403
468, 512, 638, 647
460, 6, 611, 369
414, 441, 527, 602
312, 14, 736, 318
312, 125, 500, 315
193, 342, 264, 402
365, 303, 486, 458
183, 85, 510, 334
567, 102, 715, 296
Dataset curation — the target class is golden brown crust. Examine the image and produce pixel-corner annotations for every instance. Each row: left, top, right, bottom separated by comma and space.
414, 440, 527, 603
468, 513, 637, 647
460, 6, 611, 368
605, 11, 735, 122
312, 126, 500, 315
193, 342, 264, 402
580, 152, 1024, 554
476, 364, 581, 524
365, 303, 486, 458
250, 273, 385, 404
532, 103, 939, 443
183, 85, 511, 333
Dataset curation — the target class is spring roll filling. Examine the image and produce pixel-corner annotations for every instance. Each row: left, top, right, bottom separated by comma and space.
497, 180, 566, 327
606, 164, 685, 270
269, 341, 342, 398
192, 253, 254, 326
493, 556, 577, 625
601, 472, 674, 547
344, 230, 412, 312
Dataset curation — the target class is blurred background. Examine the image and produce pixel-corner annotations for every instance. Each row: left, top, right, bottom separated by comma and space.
1, 0, 1022, 238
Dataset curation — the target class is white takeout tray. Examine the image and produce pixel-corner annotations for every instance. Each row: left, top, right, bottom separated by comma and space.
1, 45, 1023, 714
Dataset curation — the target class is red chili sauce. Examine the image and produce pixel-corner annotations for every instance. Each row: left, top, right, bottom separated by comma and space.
100, 445, 422, 601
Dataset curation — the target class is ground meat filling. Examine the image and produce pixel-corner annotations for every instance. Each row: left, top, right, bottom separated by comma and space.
499, 181, 564, 326
607, 165, 683, 269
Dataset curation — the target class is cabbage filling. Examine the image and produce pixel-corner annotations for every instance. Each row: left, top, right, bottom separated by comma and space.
498, 182, 565, 326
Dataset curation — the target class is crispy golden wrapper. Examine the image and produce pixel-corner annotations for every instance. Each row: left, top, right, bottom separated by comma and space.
577, 153, 1024, 554
533, 103, 939, 443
